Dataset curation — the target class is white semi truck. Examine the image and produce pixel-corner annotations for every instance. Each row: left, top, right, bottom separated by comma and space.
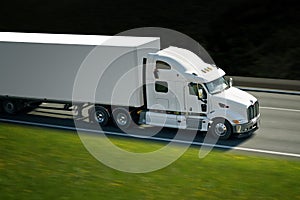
0, 32, 260, 139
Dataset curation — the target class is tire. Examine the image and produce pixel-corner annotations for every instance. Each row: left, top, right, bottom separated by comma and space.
112, 108, 131, 129
208, 118, 232, 140
91, 106, 109, 126
2, 100, 20, 115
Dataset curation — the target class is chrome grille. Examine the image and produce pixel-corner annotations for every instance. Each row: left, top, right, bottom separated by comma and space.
248, 101, 259, 121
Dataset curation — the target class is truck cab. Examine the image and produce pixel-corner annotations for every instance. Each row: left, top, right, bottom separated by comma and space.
143, 46, 260, 139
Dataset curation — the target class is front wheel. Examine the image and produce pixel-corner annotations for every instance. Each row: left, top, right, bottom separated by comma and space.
208, 118, 232, 140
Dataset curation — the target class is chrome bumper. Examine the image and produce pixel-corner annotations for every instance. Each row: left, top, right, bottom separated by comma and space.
232, 115, 260, 134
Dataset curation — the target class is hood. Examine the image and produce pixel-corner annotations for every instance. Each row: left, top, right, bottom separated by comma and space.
213, 87, 257, 107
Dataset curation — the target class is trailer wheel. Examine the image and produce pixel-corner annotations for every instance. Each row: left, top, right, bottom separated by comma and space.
92, 106, 109, 126
208, 118, 232, 140
2, 100, 19, 115
112, 108, 131, 129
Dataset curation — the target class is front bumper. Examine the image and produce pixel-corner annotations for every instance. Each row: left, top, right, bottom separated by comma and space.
232, 115, 260, 134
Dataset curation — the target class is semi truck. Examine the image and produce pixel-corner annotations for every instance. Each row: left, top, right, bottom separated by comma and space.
0, 32, 260, 139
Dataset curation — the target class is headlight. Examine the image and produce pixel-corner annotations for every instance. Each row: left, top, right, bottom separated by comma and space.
235, 125, 242, 133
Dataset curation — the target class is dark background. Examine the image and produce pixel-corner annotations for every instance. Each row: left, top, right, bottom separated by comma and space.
0, 0, 299, 80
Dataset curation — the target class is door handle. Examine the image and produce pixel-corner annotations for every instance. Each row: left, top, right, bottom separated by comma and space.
189, 107, 192, 111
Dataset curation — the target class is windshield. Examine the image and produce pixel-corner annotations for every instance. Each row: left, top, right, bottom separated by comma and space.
204, 76, 229, 94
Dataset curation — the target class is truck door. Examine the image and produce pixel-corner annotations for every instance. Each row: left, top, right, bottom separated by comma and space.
185, 83, 208, 129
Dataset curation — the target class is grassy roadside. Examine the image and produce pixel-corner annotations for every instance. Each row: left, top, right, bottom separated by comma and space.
0, 123, 299, 200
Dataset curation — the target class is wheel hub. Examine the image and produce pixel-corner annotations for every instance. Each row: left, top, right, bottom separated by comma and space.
214, 123, 227, 136
7, 103, 14, 110
95, 111, 105, 123
4, 102, 15, 113
117, 113, 127, 126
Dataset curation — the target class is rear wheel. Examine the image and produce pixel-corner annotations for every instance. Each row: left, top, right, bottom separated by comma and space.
112, 108, 131, 129
209, 118, 232, 140
2, 100, 20, 115
91, 106, 109, 126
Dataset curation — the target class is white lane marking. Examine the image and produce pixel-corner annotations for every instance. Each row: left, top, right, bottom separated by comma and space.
239, 87, 300, 95
260, 106, 300, 112
1, 118, 300, 158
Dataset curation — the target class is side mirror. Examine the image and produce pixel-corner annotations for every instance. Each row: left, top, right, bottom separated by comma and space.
198, 88, 207, 103
198, 88, 204, 99
229, 77, 233, 87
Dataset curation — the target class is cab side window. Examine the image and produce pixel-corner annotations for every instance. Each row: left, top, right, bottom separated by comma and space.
188, 83, 198, 96
155, 81, 168, 93
188, 83, 207, 99
154, 61, 171, 79
156, 61, 171, 70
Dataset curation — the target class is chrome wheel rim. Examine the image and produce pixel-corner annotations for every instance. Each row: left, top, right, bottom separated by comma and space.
95, 111, 105, 123
116, 113, 128, 126
214, 123, 227, 136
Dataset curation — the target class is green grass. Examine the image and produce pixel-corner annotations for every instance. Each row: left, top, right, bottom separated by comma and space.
0, 123, 299, 200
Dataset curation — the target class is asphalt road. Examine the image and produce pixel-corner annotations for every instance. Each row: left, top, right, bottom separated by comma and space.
238, 91, 300, 155
0, 91, 299, 157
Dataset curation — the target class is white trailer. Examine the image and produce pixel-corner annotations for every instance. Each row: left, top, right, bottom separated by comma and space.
0, 32, 260, 139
